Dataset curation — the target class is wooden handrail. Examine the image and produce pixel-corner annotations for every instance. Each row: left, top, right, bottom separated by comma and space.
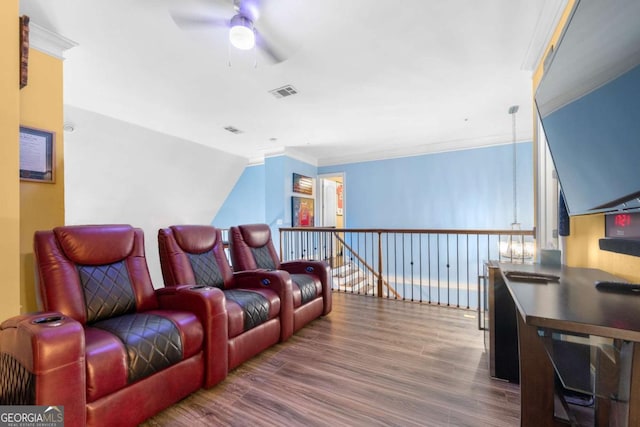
280, 226, 535, 236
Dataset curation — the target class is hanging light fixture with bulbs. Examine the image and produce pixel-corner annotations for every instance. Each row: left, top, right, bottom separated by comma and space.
499, 105, 535, 262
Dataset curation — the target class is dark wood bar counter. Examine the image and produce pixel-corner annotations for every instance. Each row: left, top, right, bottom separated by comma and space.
498, 262, 640, 426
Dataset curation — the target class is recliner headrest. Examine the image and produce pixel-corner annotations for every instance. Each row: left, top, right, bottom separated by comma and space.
53, 224, 135, 265
170, 225, 219, 254
239, 224, 271, 247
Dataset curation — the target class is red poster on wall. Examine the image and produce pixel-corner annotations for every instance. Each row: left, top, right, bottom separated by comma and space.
292, 197, 314, 227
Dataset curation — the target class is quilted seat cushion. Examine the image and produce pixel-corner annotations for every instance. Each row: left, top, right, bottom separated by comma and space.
186, 249, 224, 288
79, 261, 136, 323
85, 311, 203, 402
225, 289, 280, 339
249, 246, 276, 270
290, 274, 322, 307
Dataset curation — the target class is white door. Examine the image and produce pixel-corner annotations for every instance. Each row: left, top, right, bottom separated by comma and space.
322, 179, 337, 227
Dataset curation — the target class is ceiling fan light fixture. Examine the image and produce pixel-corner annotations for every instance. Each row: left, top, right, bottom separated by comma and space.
229, 14, 255, 50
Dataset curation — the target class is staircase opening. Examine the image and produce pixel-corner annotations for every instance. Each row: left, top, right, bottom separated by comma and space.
317, 173, 344, 228
317, 173, 345, 269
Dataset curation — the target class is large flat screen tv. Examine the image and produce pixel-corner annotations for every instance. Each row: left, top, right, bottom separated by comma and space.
535, 0, 640, 216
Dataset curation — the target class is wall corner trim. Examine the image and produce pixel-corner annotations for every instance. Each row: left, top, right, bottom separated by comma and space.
29, 22, 78, 60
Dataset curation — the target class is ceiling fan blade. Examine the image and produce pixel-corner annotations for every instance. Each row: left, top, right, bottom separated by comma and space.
255, 30, 285, 63
170, 12, 229, 30
236, 0, 262, 23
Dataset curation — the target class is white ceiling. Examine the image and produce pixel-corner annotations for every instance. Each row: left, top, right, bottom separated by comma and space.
20, 0, 565, 165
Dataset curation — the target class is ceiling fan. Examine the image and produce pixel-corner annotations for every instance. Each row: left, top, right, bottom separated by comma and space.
170, 0, 285, 63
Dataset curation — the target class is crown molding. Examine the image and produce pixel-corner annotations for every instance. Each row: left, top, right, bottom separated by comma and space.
315, 135, 533, 167
261, 147, 319, 167
282, 148, 319, 167
247, 158, 265, 166
521, 0, 569, 71
29, 22, 78, 60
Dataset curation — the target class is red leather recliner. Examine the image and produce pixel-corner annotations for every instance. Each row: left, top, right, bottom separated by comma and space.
158, 225, 293, 370
0, 225, 228, 427
229, 224, 332, 333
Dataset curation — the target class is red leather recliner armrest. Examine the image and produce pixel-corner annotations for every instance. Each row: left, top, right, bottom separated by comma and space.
155, 285, 228, 388
281, 260, 333, 315
231, 269, 294, 341
0, 312, 86, 427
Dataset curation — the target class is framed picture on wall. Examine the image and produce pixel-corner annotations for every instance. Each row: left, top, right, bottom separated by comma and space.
19, 126, 55, 183
293, 173, 313, 195
19, 15, 30, 89
292, 196, 314, 227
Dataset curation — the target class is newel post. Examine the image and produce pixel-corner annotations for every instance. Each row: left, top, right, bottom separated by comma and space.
377, 231, 383, 297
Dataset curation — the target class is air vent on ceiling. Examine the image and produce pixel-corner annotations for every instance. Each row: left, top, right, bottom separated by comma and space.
269, 85, 298, 99
224, 126, 243, 134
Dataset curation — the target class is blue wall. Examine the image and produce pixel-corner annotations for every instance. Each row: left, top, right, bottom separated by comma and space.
318, 143, 533, 230
215, 144, 533, 230
213, 155, 318, 241
213, 164, 265, 228
281, 156, 318, 227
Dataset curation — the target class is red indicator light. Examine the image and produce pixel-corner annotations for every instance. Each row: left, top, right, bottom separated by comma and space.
615, 214, 632, 227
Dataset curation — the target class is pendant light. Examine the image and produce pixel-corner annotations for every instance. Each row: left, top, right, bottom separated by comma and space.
499, 105, 535, 262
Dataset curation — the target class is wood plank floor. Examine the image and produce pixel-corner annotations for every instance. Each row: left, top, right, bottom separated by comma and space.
142, 292, 520, 427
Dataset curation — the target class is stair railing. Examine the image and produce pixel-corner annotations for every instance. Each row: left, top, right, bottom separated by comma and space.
279, 227, 535, 309
332, 231, 401, 299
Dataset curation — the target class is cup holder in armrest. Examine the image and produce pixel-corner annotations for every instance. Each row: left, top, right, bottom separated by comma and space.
32, 315, 65, 327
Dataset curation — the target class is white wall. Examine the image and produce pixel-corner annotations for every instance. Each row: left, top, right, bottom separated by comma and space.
64, 106, 247, 286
